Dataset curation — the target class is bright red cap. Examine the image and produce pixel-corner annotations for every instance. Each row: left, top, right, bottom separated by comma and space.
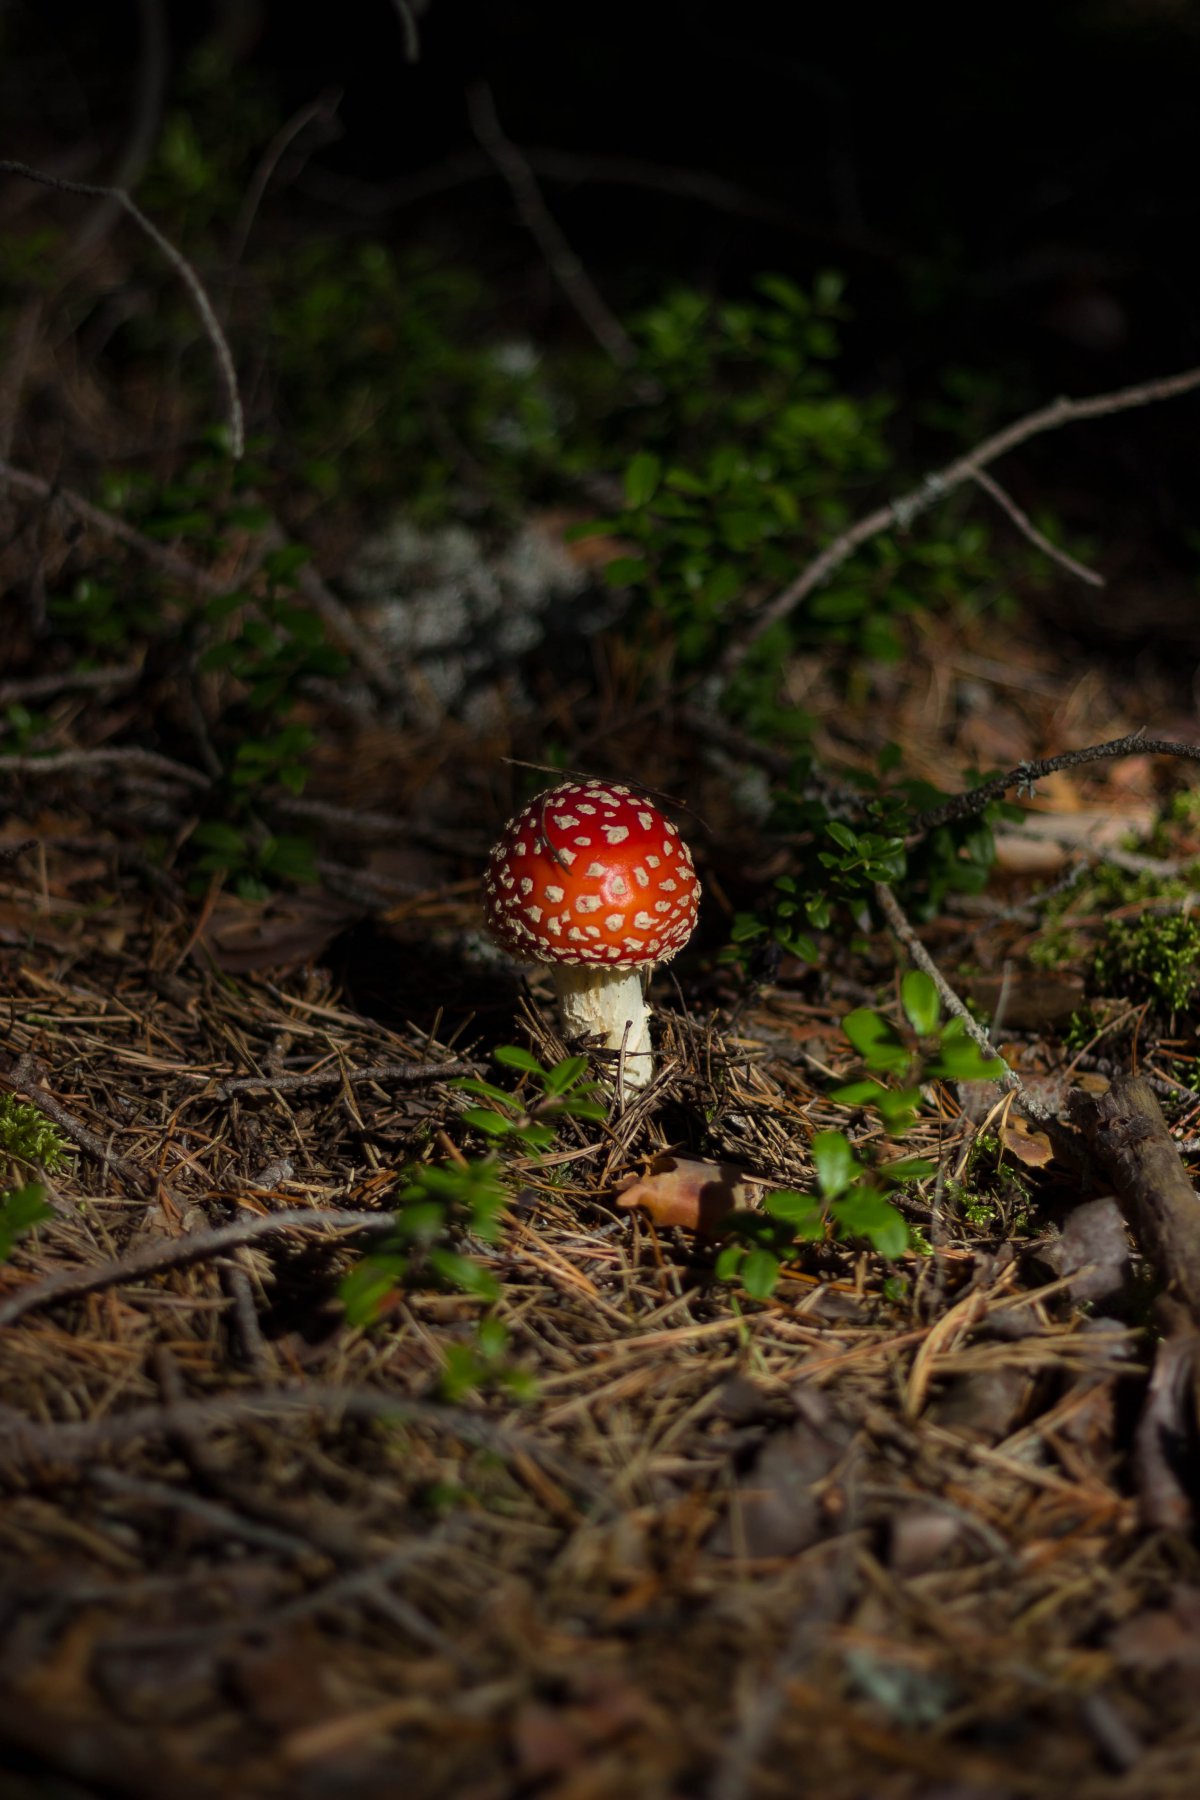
484, 779, 700, 969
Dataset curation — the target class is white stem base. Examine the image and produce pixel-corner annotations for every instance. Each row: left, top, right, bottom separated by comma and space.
551, 964, 653, 1090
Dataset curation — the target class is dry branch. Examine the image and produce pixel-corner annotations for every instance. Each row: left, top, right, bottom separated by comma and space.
1069, 1073, 1200, 1327
0, 1385, 614, 1511
0, 1207, 397, 1330
216, 1059, 477, 1099
724, 363, 1200, 671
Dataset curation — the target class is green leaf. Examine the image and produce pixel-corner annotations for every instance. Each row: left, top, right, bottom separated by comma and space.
830, 1079, 889, 1108
493, 1045, 544, 1073
842, 1008, 909, 1074
901, 971, 940, 1037
542, 1055, 589, 1096
453, 1079, 521, 1111
0, 1183, 54, 1261
460, 1107, 512, 1137
428, 1249, 501, 1300
810, 1130, 858, 1200
832, 1190, 909, 1259
624, 450, 663, 508
763, 1189, 825, 1239
740, 1249, 781, 1299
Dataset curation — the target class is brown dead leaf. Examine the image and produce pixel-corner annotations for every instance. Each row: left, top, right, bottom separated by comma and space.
197, 889, 361, 972
1001, 1114, 1059, 1170
614, 1155, 749, 1233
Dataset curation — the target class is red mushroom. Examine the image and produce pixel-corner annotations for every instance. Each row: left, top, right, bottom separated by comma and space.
483, 778, 700, 1089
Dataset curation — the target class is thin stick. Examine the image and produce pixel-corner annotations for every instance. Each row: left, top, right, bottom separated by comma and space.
389, 0, 422, 60
466, 83, 637, 369
969, 468, 1104, 587
873, 881, 1056, 1126
910, 730, 1200, 835
0, 746, 210, 790
0, 1207, 397, 1330
2, 1060, 154, 1192
0, 159, 244, 457
725, 363, 1200, 670
0, 459, 224, 593
216, 1058, 476, 1099
0, 664, 142, 706
0, 1385, 614, 1510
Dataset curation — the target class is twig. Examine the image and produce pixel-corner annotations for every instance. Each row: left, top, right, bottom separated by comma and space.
226, 91, 343, 301
0, 294, 42, 460
0, 663, 142, 706
1069, 1075, 1200, 1329
0, 458, 224, 593
2, 1058, 154, 1192
67, 0, 168, 262
389, 0, 422, 60
0, 159, 244, 456
0, 746, 210, 790
0, 1206, 396, 1330
725, 363, 1200, 669
0, 1385, 614, 1511
969, 468, 1104, 587
911, 730, 1200, 835
466, 83, 637, 369
216, 1059, 476, 1099
873, 881, 1057, 1126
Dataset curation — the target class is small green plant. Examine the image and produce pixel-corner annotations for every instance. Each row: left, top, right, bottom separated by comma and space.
0, 1183, 54, 1262
340, 1047, 607, 1398
0, 1095, 68, 1263
453, 1045, 608, 1149
0, 1094, 71, 1172
714, 973, 1003, 1300
341, 1157, 510, 1327
1095, 911, 1200, 1014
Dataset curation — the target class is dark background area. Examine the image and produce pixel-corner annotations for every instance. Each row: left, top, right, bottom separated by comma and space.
5, 0, 1200, 674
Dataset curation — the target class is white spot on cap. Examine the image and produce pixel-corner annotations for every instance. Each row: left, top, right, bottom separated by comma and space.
558, 847, 576, 866
634, 911, 656, 931
603, 825, 629, 844
637, 811, 654, 829
659, 878, 677, 892
654, 901, 671, 914
519, 877, 533, 896
567, 926, 585, 942
527, 905, 543, 923
584, 925, 600, 938
623, 937, 646, 952
547, 917, 562, 936
575, 895, 601, 914
545, 884, 564, 904
645, 855, 660, 869
634, 867, 649, 887
662, 841, 673, 857
605, 913, 625, 932
577, 803, 596, 815
553, 814, 579, 829
610, 875, 628, 898
514, 841, 527, 856
573, 837, 591, 847
585, 862, 605, 878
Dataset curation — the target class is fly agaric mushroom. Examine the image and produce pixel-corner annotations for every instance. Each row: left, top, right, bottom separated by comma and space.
483, 778, 700, 1089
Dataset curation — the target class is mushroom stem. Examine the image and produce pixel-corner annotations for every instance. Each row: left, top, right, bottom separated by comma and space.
551, 964, 653, 1089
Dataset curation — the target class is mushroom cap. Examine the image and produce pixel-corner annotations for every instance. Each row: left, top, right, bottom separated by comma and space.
483, 779, 700, 969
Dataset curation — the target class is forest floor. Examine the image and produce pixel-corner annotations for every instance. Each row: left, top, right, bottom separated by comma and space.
5, 562, 1200, 1800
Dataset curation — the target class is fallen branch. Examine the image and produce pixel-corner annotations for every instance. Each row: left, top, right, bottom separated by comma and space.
216, 1059, 477, 1100
1069, 1073, 1200, 1328
910, 731, 1200, 836
0, 746, 211, 791
0, 1206, 396, 1330
874, 881, 1058, 1127
467, 83, 637, 369
724, 363, 1200, 671
0, 1385, 614, 1511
